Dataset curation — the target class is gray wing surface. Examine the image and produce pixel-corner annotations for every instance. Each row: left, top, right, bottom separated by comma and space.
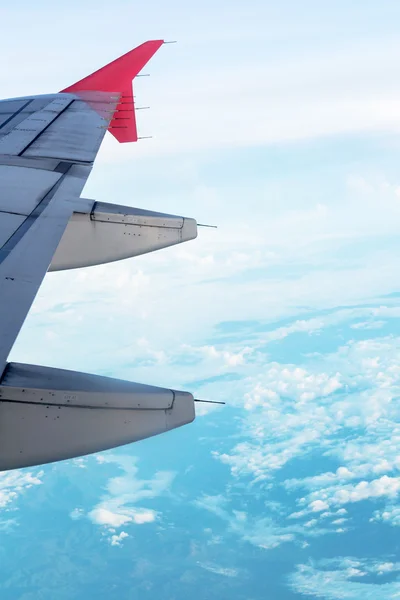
0, 92, 115, 369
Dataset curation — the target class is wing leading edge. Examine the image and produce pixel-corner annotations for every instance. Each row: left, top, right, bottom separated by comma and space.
0, 41, 200, 471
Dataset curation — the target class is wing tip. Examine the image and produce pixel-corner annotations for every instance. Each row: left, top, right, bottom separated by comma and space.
60, 40, 165, 144
60, 40, 165, 94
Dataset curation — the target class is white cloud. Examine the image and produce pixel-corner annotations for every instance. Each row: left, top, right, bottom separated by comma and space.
288, 510, 307, 520
232, 510, 247, 522
285, 463, 391, 493
331, 476, 400, 505
291, 476, 400, 522
186, 344, 253, 368
196, 562, 238, 578
290, 558, 400, 599
304, 519, 318, 528
110, 531, 129, 547
351, 321, 385, 330
310, 500, 330, 513
258, 318, 324, 344
371, 506, 400, 527
0, 470, 43, 511
72, 458, 87, 469
194, 494, 295, 551
132, 510, 156, 525
373, 562, 400, 576
194, 494, 228, 520
70, 508, 84, 521
87, 454, 172, 544
209, 328, 400, 543
214, 360, 346, 483
89, 508, 132, 528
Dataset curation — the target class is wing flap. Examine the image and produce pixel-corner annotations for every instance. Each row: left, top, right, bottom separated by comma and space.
0, 214, 25, 247
0, 98, 54, 138
0, 97, 73, 156
0, 165, 61, 214
0, 99, 31, 128
23, 95, 117, 162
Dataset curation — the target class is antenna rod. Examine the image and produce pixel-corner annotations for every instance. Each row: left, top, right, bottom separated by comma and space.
194, 399, 226, 405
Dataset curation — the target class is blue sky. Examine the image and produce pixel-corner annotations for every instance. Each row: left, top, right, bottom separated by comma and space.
0, 1, 400, 598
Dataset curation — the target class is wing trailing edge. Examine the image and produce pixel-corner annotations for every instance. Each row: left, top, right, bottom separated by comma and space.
60, 40, 164, 143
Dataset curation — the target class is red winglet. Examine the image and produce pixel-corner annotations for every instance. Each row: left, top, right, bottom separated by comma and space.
61, 40, 164, 143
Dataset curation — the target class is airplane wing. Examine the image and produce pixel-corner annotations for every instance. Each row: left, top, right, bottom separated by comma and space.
0, 42, 198, 471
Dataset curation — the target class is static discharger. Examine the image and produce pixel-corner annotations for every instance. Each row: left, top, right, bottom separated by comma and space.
198, 224, 218, 229
194, 399, 226, 405
116, 102, 150, 109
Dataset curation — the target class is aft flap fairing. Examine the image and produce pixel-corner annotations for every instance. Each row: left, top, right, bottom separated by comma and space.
0, 362, 195, 470
49, 201, 197, 271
